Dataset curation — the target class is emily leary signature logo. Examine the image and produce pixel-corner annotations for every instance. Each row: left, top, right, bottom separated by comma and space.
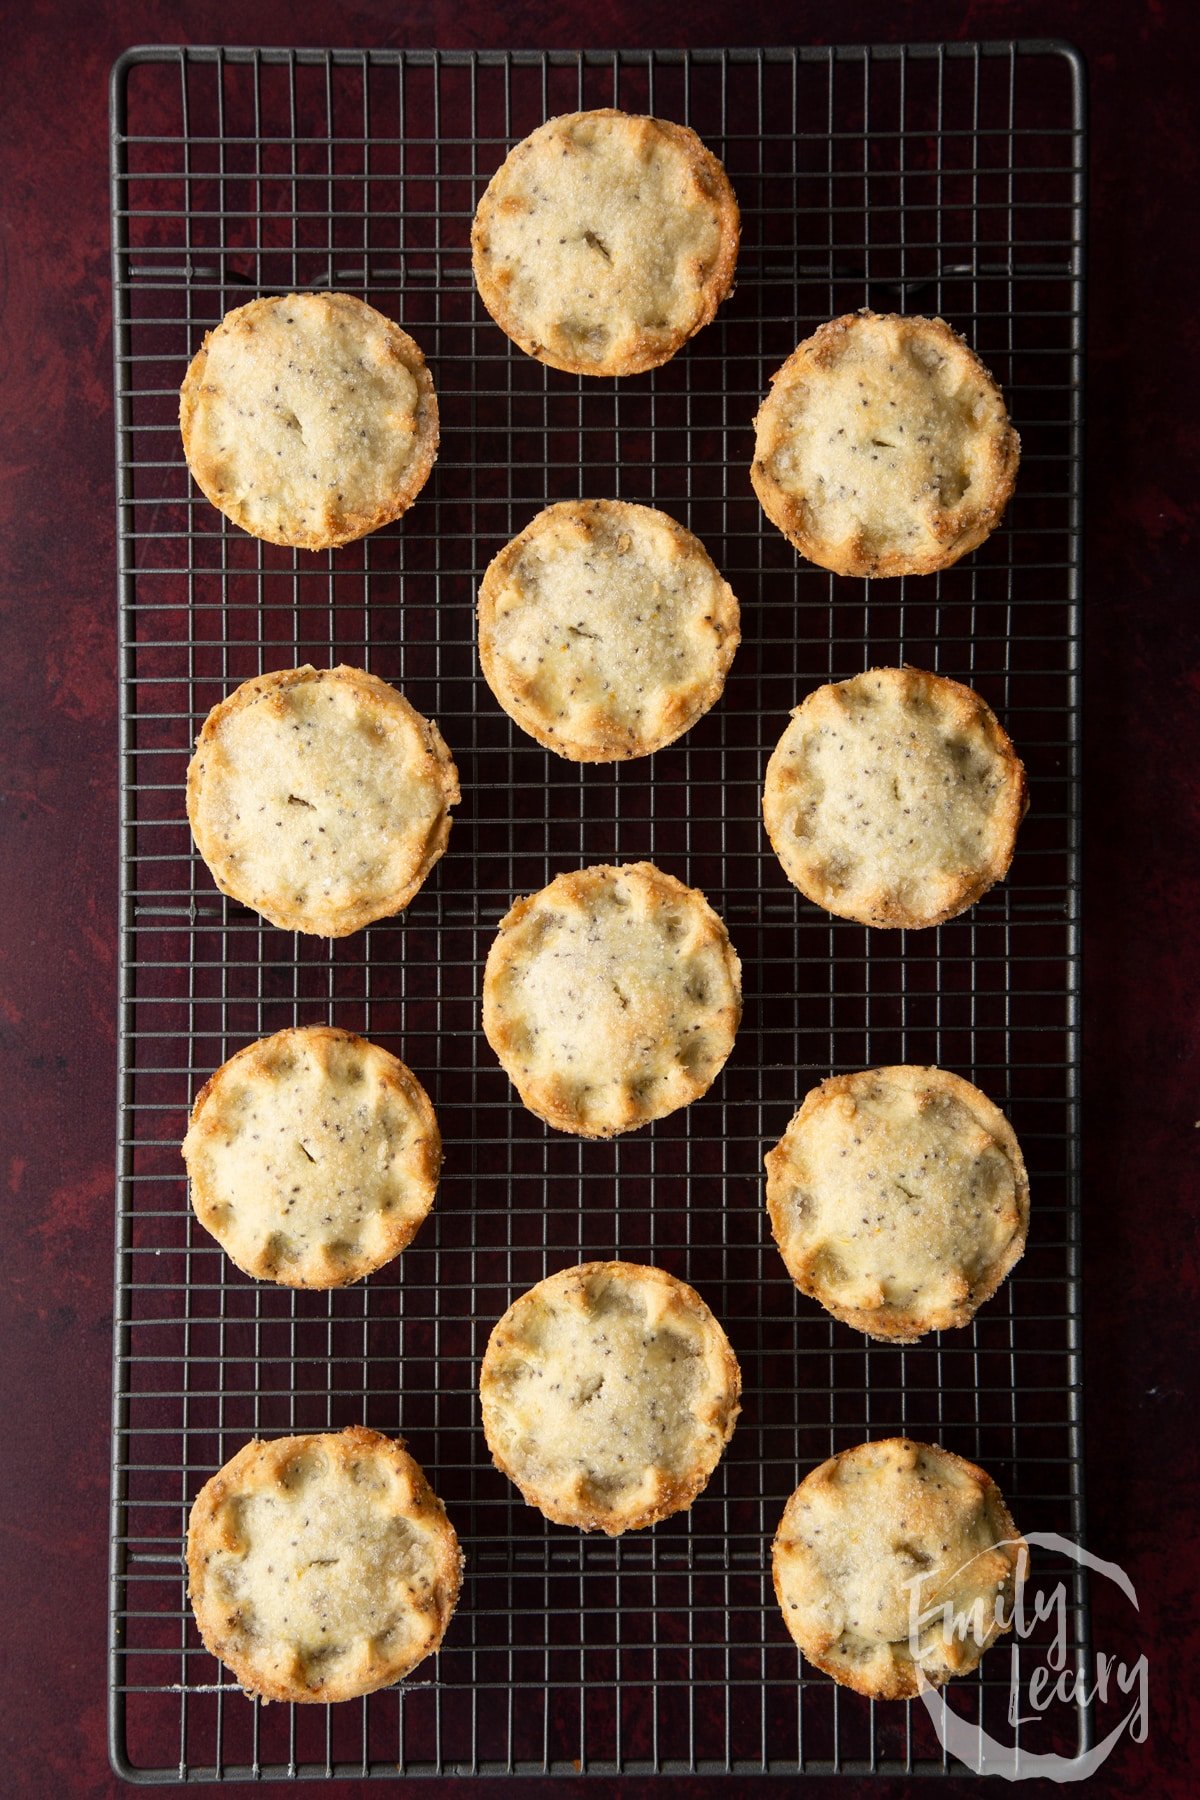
905, 1532, 1148, 1781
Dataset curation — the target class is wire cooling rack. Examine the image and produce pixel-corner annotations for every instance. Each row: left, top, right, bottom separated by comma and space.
109, 43, 1087, 1780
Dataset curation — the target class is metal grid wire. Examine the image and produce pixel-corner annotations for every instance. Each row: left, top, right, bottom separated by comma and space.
109, 44, 1087, 1780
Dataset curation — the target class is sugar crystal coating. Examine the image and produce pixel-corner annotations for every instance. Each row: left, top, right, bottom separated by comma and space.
773, 1438, 1023, 1698
180, 292, 438, 549
765, 1064, 1030, 1341
186, 665, 460, 937
752, 312, 1018, 577
183, 1027, 441, 1288
482, 862, 741, 1137
481, 1262, 741, 1533
479, 500, 740, 760
187, 1428, 462, 1703
472, 110, 739, 376
762, 667, 1026, 929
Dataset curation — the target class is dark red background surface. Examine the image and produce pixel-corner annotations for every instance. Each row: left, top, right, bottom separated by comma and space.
1, 2, 1196, 1796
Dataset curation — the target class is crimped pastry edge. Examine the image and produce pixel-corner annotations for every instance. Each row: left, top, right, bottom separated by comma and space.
185, 664, 461, 937
477, 499, 741, 760
761, 666, 1028, 929
182, 1026, 442, 1289
771, 1436, 1025, 1699
479, 1260, 742, 1534
180, 292, 440, 550
186, 1426, 463, 1703
471, 109, 740, 377
481, 860, 742, 1138
750, 311, 1020, 578
764, 1064, 1031, 1342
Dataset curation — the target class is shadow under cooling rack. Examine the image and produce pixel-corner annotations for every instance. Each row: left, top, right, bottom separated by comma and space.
110, 42, 1087, 1781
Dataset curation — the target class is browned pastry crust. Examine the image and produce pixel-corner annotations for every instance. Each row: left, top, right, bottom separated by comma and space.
482, 861, 742, 1138
183, 1026, 442, 1288
180, 292, 438, 549
187, 1427, 462, 1703
772, 1437, 1025, 1699
185, 665, 460, 937
780, 1432, 1021, 1699
762, 666, 1027, 929
764, 1065, 1030, 1342
472, 110, 740, 376
480, 1262, 742, 1534
477, 499, 740, 760
751, 312, 1019, 577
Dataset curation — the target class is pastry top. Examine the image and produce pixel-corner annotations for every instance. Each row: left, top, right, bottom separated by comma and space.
477, 499, 740, 761
772, 1437, 1023, 1698
480, 1261, 741, 1534
482, 861, 741, 1138
186, 665, 460, 937
182, 1027, 441, 1289
764, 1065, 1029, 1342
762, 667, 1027, 929
187, 1427, 462, 1703
751, 311, 1019, 577
472, 109, 740, 376
180, 291, 439, 550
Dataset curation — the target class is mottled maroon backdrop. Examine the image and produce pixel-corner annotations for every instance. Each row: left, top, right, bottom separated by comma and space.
1, 1, 1196, 1797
